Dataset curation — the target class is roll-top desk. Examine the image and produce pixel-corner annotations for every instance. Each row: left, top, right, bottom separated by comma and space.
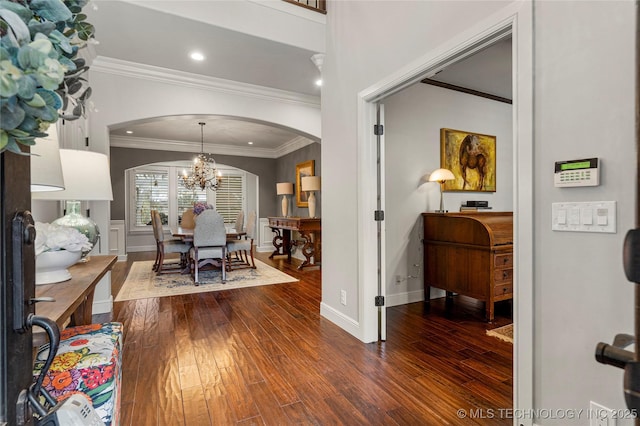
422, 212, 513, 321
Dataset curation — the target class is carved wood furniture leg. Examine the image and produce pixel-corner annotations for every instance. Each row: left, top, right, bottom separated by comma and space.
269, 228, 284, 259
297, 230, 315, 270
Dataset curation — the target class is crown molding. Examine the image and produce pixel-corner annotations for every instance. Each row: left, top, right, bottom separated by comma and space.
274, 136, 315, 157
91, 57, 320, 108
110, 135, 305, 159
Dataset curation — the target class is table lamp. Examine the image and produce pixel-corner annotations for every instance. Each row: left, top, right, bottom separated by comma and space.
276, 182, 294, 217
428, 168, 455, 213
301, 176, 321, 218
30, 123, 65, 192
33, 149, 114, 256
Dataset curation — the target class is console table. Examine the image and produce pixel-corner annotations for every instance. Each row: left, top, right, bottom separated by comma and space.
268, 217, 321, 270
34, 255, 117, 346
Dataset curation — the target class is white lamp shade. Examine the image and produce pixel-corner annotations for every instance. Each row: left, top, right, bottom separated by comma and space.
32, 149, 113, 201
301, 176, 321, 192
276, 182, 294, 195
428, 168, 455, 183
30, 124, 65, 192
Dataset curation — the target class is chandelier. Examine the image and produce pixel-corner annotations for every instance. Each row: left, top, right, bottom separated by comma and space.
181, 122, 220, 191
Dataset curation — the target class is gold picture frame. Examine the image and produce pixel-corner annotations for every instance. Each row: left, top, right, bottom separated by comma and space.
296, 160, 315, 207
440, 128, 496, 192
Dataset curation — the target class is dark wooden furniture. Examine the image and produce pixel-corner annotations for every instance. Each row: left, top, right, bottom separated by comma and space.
422, 212, 513, 321
34, 255, 117, 345
268, 217, 321, 270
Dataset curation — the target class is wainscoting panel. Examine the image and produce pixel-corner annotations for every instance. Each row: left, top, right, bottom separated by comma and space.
109, 220, 127, 261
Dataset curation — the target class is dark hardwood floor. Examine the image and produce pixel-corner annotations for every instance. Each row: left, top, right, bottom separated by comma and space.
110, 251, 513, 425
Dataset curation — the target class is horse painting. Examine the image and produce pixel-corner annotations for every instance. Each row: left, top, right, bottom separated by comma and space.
459, 134, 487, 190
440, 128, 496, 192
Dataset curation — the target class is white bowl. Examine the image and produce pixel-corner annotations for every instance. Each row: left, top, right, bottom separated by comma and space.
35, 250, 82, 285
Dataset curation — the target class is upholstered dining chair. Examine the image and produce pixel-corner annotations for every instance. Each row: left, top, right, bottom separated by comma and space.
181, 208, 196, 229
190, 209, 227, 285
226, 211, 256, 270
232, 210, 244, 234
152, 210, 191, 274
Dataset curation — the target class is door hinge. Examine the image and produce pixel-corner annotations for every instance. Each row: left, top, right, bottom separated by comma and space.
374, 124, 384, 136
375, 296, 385, 307
374, 210, 384, 221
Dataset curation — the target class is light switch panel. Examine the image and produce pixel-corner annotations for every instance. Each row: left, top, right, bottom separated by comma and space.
552, 201, 616, 233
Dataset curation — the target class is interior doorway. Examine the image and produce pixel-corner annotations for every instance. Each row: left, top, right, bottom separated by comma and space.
357, 2, 533, 421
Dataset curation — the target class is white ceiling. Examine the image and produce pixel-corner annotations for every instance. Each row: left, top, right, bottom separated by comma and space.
88, 1, 511, 156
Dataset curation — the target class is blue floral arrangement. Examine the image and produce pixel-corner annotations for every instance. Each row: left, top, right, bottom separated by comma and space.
193, 202, 214, 215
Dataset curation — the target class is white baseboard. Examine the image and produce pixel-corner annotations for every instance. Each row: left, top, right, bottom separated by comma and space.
92, 295, 113, 315
117, 254, 128, 262
385, 289, 425, 307
320, 302, 361, 338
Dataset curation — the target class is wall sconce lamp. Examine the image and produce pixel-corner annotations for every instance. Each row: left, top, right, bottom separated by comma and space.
301, 176, 321, 218
428, 168, 455, 213
276, 182, 294, 217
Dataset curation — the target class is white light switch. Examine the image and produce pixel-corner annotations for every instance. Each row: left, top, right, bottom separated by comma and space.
558, 209, 567, 225
597, 208, 608, 225
552, 201, 616, 233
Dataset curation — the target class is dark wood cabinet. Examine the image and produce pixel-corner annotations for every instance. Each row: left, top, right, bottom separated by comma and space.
422, 212, 513, 321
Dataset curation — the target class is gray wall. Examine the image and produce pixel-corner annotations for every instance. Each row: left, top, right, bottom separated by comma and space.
534, 1, 635, 423
276, 142, 321, 217
110, 147, 277, 220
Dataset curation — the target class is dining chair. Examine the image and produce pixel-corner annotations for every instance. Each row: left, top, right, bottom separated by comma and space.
150, 209, 160, 271
152, 210, 191, 274
232, 210, 244, 234
226, 211, 256, 270
190, 209, 227, 285
181, 208, 196, 229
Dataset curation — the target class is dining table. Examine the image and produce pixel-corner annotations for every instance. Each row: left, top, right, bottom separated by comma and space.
171, 226, 246, 241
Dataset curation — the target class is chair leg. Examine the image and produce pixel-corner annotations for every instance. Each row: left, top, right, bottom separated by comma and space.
153, 242, 160, 271
157, 247, 165, 273
221, 248, 227, 283
248, 247, 256, 269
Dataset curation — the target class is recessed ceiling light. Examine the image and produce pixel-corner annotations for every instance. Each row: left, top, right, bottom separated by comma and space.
125, 130, 133, 134
248, 141, 254, 145
315, 79, 323, 87
190, 51, 205, 61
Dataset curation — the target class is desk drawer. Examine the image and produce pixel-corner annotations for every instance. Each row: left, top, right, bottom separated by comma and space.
494, 253, 513, 268
494, 283, 513, 296
494, 268, 513, 284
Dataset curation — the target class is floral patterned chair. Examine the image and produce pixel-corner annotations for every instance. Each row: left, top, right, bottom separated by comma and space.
33, 322, 123, 426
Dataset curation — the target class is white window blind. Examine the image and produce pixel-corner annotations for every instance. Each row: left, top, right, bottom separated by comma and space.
176, 172, 207, 224
215, 175, 244, 223
134, 171, 169, 226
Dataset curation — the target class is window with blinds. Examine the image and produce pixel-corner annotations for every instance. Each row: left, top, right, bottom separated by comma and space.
134, 171, 169, 226
215, 175, 244, 223
176, 173, 207, 224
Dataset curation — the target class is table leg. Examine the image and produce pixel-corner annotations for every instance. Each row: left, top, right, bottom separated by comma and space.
70, 290, 95, 326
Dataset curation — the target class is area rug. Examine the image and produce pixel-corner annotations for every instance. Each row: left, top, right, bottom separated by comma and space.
115, 259, 298, 301
486, 324, 513, 343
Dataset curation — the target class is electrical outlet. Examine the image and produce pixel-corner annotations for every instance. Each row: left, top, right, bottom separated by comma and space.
340, 290, 347, 306
590, 401, 616, 426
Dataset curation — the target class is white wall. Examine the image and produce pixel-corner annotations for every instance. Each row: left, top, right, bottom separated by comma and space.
534, 1, 635, 424
383, 83, 512, 306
